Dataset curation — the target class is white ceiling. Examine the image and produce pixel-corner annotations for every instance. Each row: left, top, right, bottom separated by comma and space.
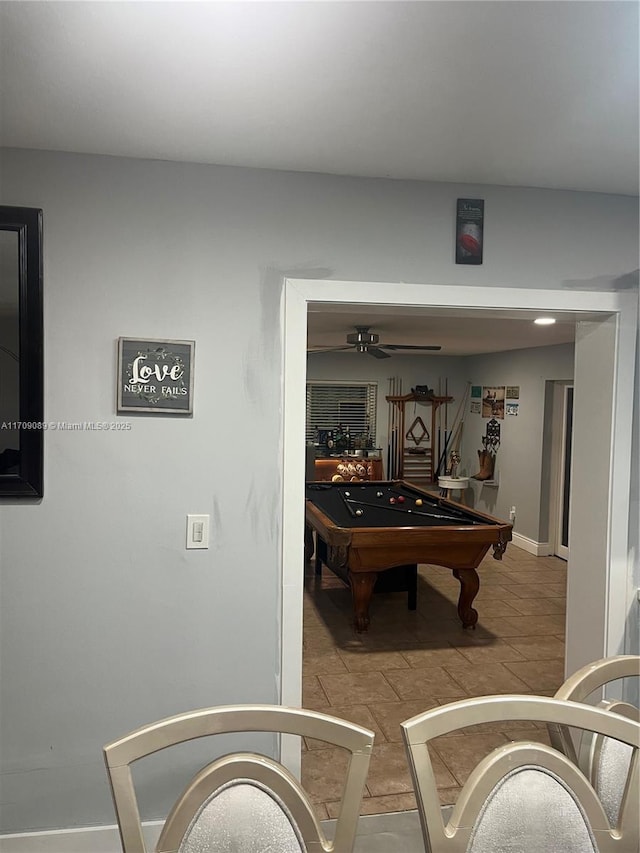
1, 1, 636, 354
1, 1, 638, 196
307, 303, 582, 357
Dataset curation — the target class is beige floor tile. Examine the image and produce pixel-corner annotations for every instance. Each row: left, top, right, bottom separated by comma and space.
506, 597, 566, 616
442, 662, 531, 696
452, 639, 526, 664
336, 648, 411, 672
503, 658, 566, 692
383, 666, 468, 701
506, 635, 565, 660
431, 732, 508, 785
325, 792, 418, 819
318, 671, 400, 705
367, 741, 456, 796
438, 787, 463, 806
465, 599, 522, 617
357, 792, 418, 816
302, 675, 330, 709
301, 746, 351, 803
400, 644, 470, 669
303, 650, 349, 675
305, 703, 385, 749
509, 583, 568, 599
499, 614, 567, 636
370, 697, 441, 742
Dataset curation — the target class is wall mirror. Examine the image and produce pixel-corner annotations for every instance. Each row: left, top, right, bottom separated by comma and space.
0, 206, 43, 497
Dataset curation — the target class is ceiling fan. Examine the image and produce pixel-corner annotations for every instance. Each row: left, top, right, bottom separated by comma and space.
307, 326, 442, 359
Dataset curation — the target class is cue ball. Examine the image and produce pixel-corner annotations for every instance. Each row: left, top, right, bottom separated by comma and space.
344, 491, 350, 497
397, 495, 405, 503
355, 508, 363, 516
415, 499, 423, 506
376, 491, 384, 498
389, 497, 396, 504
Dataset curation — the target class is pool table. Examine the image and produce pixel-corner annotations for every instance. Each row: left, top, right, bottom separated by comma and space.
305, 480, 512, 632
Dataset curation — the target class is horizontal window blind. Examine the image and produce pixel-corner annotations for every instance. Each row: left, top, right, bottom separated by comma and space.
306, 382, 377, 445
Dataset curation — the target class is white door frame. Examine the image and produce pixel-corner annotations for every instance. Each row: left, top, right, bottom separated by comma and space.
280, 278, 637, 771
550, 382, 573, 561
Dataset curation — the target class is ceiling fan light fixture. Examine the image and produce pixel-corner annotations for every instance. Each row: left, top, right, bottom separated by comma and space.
346, 328, 379, 346
534, 317, 556, 325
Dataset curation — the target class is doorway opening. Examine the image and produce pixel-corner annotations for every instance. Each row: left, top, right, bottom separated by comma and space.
281, 279, 636, 784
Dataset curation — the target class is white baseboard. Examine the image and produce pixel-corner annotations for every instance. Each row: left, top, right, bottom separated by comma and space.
511, 532, 553, 557
0, 822, 161, 853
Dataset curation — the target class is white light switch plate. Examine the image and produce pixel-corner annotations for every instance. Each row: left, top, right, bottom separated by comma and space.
186, 514, 210, 549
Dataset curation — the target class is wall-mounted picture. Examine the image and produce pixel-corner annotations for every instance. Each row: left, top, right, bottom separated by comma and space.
506, 386, 520, 399
455, 198, 484, 265
117, 338, 195, 414
470, 401, 481, 414
506, 402, 519, 416
482, 386, 505, 419
471, 385, 482, 398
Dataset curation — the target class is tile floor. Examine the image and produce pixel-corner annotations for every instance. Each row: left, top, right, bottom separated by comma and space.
301, 543, 567, 820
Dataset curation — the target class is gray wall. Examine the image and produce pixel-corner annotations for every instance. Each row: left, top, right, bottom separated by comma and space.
459, 343, 575, 540
0, 148, 637, 832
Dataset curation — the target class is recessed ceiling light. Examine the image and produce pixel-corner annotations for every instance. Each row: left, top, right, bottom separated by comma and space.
534, 317, 556, 325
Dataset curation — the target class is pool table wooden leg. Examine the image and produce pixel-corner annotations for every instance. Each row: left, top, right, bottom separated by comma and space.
304, 525, 314, 563
350, 572, 377, 632
453, 568, 480, 629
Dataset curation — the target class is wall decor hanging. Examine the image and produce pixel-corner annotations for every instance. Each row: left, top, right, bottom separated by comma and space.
455, 198, 484, 265
472, 418, 501, 481
482, 386, 505, 419
117, 338, 195, 414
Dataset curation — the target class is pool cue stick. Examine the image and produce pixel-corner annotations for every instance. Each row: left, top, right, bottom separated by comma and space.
339, 491, 358, 518
445, 377, 449, 471
343, 496, 482, 524
436, 381, 470, 476
386, 377, 393, 477
391, 376, 397, 478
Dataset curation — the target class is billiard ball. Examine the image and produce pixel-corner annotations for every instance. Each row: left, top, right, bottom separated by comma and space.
344, 491, 350, 497
397, 495, 405, 504
376, 491, 384, 498
415, 499, 423, 506
389, 497, 396, 504
355, 508, 363, 516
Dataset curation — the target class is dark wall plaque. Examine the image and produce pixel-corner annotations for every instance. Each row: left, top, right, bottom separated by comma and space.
117, 338, 194, 414
455, 198, 484, 265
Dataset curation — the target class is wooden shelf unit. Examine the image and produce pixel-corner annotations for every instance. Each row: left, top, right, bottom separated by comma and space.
385, 393, 453, 484
313, 456, 384, 482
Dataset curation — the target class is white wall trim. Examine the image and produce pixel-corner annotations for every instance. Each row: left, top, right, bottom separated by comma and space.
280, 278, 637, 770
0, 822, 162, 853
511, 532, 553, 557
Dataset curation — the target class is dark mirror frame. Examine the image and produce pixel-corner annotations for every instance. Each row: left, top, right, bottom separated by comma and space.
0, 206, 44, 497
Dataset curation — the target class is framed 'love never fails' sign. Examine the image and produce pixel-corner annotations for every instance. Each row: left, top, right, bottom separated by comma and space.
117, 338, 195, 414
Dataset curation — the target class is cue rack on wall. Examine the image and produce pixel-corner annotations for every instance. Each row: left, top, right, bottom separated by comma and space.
386, 383, 453, 485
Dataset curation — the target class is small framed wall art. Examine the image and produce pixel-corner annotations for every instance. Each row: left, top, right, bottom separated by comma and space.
455, 198, 484, 265
117, 338, 195, 414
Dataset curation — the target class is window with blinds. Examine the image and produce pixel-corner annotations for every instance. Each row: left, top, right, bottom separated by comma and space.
306, 382, 377, 445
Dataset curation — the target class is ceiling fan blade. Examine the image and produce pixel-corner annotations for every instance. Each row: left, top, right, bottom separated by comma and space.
307, 345, 354, 354
382, 344, 442, 351
366, 346, 391, 359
